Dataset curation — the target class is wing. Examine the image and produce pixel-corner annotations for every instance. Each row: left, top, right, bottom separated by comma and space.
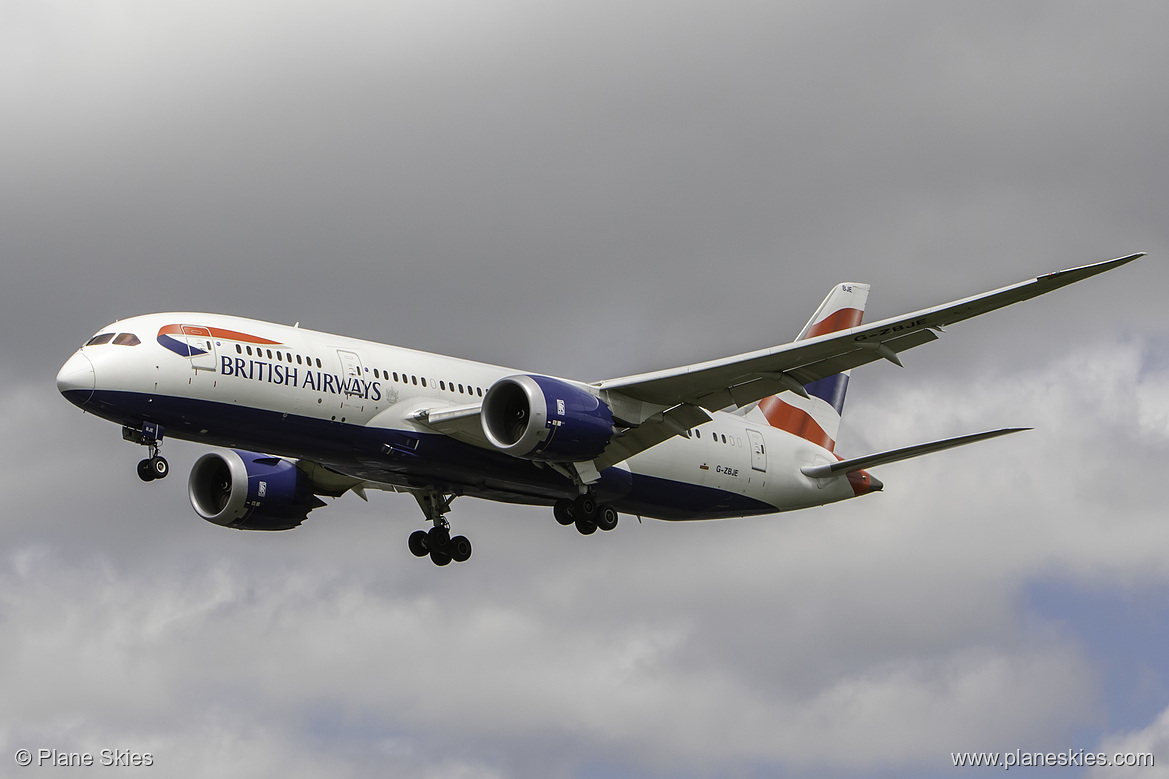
412, 253, 1143, 475
595, 253, 1144, 409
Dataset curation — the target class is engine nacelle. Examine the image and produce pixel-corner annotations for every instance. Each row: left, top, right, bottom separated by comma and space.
482, 375, 614, 462
188, 450, 326, 531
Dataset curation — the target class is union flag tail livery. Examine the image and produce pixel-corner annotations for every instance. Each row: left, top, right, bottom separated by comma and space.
750, 282, 869, 453
56, 254, 1144, 566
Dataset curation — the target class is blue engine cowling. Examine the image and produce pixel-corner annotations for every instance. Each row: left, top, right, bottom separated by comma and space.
188, 450, 327, 531
481, 375, 614, 462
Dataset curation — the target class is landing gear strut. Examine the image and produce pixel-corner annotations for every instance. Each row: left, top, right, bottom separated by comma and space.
409, 490, 472, 566
553, 491, 619, 535
124, 423, 168, 482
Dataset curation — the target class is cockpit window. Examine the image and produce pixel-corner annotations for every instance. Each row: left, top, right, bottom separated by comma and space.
86, 333, 115, 346
112, 333, 141, 346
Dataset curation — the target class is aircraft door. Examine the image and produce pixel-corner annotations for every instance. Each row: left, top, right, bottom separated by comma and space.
181, 326, 217, 372
337, 349, 366, 409
747, 429, 767, 472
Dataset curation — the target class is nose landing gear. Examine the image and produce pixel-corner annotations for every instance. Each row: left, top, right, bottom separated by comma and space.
123, 423, 169, 482
136, 455, 170, 482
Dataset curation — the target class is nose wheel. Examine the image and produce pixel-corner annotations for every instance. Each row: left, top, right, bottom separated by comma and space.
124, 423, 169, 482
137, 455, 170, 482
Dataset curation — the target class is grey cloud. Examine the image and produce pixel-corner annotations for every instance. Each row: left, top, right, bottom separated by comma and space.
5, 2, 1169, 776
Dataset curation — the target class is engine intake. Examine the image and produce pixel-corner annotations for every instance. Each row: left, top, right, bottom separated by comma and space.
482, 375, 614, 462
188, 450, 326, 531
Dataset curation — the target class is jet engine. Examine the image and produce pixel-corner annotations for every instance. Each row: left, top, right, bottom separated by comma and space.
481, 375, 614, 462
188, 450, 327, 531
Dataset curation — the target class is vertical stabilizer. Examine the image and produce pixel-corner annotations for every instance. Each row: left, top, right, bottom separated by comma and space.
751, 283, 869, 452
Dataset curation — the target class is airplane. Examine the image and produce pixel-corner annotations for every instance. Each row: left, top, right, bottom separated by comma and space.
56, 253, 1144, 565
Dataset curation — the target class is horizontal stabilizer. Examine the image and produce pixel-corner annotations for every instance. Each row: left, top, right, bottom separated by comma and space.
800, 427, 1030, 478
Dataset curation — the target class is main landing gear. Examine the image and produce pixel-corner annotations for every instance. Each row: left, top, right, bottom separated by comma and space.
123, 423, 169, 482
408, 491, 472, 566
553, 492, 619, 535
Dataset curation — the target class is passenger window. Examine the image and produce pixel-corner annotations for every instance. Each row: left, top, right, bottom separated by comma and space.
86, 333, 114, 346
458, 384, 464, 394
477, 387, 483, 397
112, 333, 141, 346
411, 376, 417, 385
296, 355, 302, 364
440, 381, 446, 391
246, 346, 253, 356
721, 434, 726, 444
421, 378, 427, 388
315, 358, 322, 368
236, 344, 243, 354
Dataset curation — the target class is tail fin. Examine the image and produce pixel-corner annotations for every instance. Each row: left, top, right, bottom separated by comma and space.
753, 282, 869, 452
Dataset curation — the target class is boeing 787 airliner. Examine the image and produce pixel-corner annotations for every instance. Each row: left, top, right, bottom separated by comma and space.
56, 254, 1143, 565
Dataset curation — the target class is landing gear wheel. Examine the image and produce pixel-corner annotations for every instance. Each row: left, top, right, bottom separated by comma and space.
137, 459, 156, 482
575, 516, 598, 535
150, 456, 169, 479
449, 535, 472, 563
596, 505, 619, 531
553, 499, 577, 526
430, 550, 453, 566
408, 530, 430, 557
576, 493, 597, 518
427, 526, 450, 552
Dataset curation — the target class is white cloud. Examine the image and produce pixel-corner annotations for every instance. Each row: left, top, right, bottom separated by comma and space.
1088, 705, 1169, 778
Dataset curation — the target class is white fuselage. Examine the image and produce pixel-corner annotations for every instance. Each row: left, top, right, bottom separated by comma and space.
58, 313, 866, 520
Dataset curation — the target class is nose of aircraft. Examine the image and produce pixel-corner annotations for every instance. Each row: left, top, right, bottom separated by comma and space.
57, 351, 95, 407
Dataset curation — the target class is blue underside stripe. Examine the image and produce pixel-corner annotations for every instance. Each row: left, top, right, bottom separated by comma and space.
65, 389, 775, 521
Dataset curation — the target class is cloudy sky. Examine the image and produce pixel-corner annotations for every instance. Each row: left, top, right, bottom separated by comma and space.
4, 1, 1169, 776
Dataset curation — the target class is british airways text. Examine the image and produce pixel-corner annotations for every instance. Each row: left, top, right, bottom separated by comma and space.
220, 356, 382, 400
